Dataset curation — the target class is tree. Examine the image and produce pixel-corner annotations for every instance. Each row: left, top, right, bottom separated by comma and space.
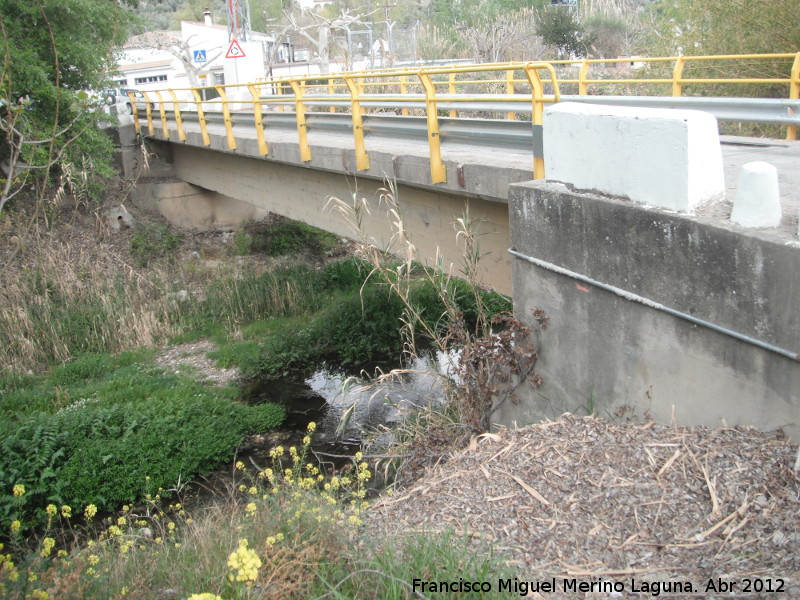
285, 7, 373, 74
535, 5, 592, 58
647, 0, 800, 56
644, 0, 799, 105
0, 0, 134, 216
456, 8, 544, 63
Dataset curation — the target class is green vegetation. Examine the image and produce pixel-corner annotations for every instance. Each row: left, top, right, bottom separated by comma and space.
244, 216, 340, 258
130, 224, 182, 267
0, 429, 514, 599
0, 0, 135, 216
0, 355, 284, 528
0, 206, 513, 544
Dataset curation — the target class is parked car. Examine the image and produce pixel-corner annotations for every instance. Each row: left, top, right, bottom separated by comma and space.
102, 88, 156, 115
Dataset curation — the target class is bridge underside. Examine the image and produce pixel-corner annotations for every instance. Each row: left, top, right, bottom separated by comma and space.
155, 142, 514, 293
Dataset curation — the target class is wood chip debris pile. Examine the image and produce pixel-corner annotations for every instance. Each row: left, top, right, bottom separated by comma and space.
367, 415, 800, 596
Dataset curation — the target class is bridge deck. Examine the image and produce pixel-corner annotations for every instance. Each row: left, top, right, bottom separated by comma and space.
142, 113, 800, 244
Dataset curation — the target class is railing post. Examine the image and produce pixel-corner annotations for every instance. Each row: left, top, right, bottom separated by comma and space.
506, 70, 516, 120
524, 62, 560, 180
154, 91, 169, 139
190, 88, 211, 147
343, 76, 370, 171
400, 75, 409, 116
672, 56, 686, 96
788, 51, 800, 141
141, 91, 155, 136
418, 71, 446, 184
127, 91, 141, 135
288, 80, 312, 162
215, 86, 237, 151
328, 78, 336, 113
168, 90, 186, 142
578, 60, 590, 95
448, 72, 457, 117
247, 84, 268, 155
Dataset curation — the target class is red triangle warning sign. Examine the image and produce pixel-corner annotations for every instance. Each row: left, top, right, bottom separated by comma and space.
226, 39, 246, 59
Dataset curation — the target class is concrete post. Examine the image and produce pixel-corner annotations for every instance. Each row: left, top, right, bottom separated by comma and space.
730, 161, 782, 228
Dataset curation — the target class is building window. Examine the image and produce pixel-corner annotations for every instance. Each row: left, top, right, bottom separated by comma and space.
134, 74, 168, 85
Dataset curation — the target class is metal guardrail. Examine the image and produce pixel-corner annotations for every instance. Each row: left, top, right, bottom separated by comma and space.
131, 52, 800, 185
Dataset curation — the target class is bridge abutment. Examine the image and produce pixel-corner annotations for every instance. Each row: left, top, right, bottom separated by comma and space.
505, 181, 800, 438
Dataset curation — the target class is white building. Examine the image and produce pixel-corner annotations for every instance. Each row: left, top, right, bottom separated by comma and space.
113, 10, 292, 99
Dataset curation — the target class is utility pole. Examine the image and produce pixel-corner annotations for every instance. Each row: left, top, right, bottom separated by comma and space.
227, 0, 252, 42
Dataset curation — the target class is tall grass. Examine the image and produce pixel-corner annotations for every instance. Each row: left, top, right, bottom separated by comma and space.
0, 241, 176, 374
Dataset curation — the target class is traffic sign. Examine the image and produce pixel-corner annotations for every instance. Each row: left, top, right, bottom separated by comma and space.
193, 49, 207, 63
226, 40, 246, 59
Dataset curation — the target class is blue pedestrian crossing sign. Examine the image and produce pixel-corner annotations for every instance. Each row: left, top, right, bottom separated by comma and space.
193, 50, 207, 63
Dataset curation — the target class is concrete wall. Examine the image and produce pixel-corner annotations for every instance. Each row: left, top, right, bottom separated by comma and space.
504, 180, 800, 438
131, 181, 268, 230
168, 144, 513, 294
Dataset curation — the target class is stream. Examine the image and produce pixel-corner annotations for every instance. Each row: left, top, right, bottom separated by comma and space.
240, 351, 458, 471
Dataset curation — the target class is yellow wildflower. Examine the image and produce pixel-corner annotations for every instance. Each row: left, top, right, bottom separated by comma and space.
61, 505, 72, 519
227, 539, 262, 583
10, 520, 21, 534
12, 484, 25, 497
167, 522, 176, 532
245, 502, 257, 516
117, 516, 127, 527
40, 537, 56, 558
235, 461, 246, 471
88, 555, 100, 566
238, 484, 247, 492
188, 595, 222, 600
302, 436, 312, 446
31, 590, 49, 600
45, 504, 58, 517
84, 504, 98, 519
306, 422, 316, 432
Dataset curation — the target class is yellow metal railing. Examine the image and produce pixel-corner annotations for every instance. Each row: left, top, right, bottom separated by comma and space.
129, 52, 800, 184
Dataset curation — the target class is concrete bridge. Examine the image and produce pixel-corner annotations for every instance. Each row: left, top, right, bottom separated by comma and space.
118, 55, 800, 438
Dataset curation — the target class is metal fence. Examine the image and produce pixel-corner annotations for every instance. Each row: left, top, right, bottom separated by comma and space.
131, 52, 800, 184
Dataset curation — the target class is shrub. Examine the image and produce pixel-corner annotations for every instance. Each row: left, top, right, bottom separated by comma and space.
130, 223, 182, 267
50, 353, 116, 386
248, 217, 339, 257
0, 371, 284, 530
